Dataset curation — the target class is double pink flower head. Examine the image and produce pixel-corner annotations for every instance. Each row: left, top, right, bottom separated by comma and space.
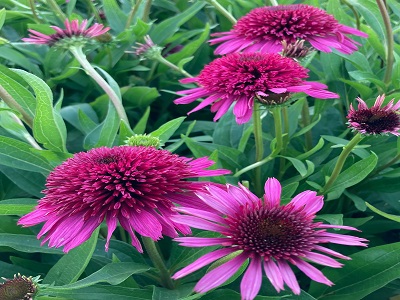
175, 4, 368, 124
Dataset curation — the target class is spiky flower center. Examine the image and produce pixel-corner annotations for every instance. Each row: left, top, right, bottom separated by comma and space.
0, 275, 36, 300
228, 204, 316, 260
43, 146, 195, 220
234, 5, 339, 43
198, 53, 308, 98
348, 109, 400, 135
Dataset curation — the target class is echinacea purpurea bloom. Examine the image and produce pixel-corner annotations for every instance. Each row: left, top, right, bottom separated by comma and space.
174, 52, 338, 124
22, 19, 109, 46
209, 4, 368, 55
18, 146, 230, 253
347, 95, 400, 136
172, 178, 368, 299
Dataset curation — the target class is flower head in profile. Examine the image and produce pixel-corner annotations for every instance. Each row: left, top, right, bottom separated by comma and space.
209, 5, 368, 55
172, 178, 368, 299
347, 95, 400, 136
132, 35, 163, 59
18, 146, 230, 253
174, 52, 338, 124
22, 19, 110, 47
0, 274, 39, 300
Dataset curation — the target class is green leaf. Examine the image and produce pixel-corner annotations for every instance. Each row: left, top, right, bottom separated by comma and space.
150, 116, 186, 144
12, 69, 67, 152
102, 0, 128, 33
327, 152, 378, 193
0, 198, 37, 215
280, 156, 307, 177
41, 286, 153, 300
0, 233, 64, 254
47, 262, 150, 290
201, 289, 283, 300
133, 106, 150, 134
83, 102, 120, 149
0, 65, 36, 119
150, 2, 206, 44
309, 242, 400, 300
122, 87, 160, 109
43, 228, 100, 286
0, 8, 5, 30
0, 136, 53, 173
366, 202, 400, 223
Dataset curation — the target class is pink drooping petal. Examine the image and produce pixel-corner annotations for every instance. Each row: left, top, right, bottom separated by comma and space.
174, 237, 232, 247
313, 245, 351, 260
294, 258, 333, 286
194, 253, 248, 293
304, 252, 343, 268
105, 213, 118, 251
289, 190, 324, 216
277, 260, 301, 295
264, 259, 284, 293
317, 232, 368, 246
171, 215, 227, 232
172, 248, 236, 279
240, 256, 262, 300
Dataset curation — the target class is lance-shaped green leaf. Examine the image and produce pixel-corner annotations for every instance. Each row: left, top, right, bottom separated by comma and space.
12, 69, 67, 152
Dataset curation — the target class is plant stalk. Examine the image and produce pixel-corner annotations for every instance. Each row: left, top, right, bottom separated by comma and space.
69, 46, 130, 125
207, 0, 237, 24
126, 0, 143, 29
253, 102, 264, 196
319, 133, 364, 194
46, 0, 67, 23
142, 237, 174, 289
377, 0, 394, 85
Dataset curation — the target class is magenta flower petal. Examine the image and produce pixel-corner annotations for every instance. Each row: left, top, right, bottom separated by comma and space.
172, 178, 368, 299
175, 52, 338, 124
18, 146, 229, 253
23, 19, 110, 46
241, 256, 262, 300
209, 5, 367, 55
194, 253, 248, 293
347, 95, 400, 135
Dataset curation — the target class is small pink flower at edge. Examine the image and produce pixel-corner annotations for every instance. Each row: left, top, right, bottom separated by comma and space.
172, 178, 368, 299
347, 94, 400, 136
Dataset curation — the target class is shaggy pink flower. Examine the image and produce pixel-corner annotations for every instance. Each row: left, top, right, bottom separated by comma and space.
209, 5, 368, 55
174, 52, 338, 124
347, 95, 400, 136
18, 146, 230, 253
22, 19, 109, 46
172, 178, 368, 299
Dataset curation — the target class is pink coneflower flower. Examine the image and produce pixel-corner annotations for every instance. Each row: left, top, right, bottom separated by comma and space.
22, 19, 109, 46
209, 5, 368, 55
172, 178, 368, 299
18, 146, 230, 253
347, 95, 400, 136
174, 52, 338, 124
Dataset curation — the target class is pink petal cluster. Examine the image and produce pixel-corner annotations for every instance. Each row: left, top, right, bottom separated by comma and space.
18, 146, 230, 253
174, 52, 338, 124
172, 178, 367, 299
22, 19, 109, 46
347, 95, 400, 135
209, 5, 368, 55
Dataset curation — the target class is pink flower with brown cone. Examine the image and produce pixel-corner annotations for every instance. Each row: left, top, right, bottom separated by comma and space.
172, 178, 368, 299
18, 146, 230, 253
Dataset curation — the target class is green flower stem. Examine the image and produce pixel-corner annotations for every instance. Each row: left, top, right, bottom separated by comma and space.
69, 46, 130, 125
10, 113, 42, 149
278, 107, 290, 179
142, 237, 174, 289
0, 84, 34, 128
301, 99, 313, 151
155, 55, 193, 78
370, 153, 400, 177
126, 0, 143, 29
234, 107, 283, 178
319, 133, 364, 194
46, 0, 67, 23
142, 0, 152, 23
253, 102, 264, 196
377, 0, 394, 85
28, 0, 41, 23
207, 0, 237, 24
84, 0, 102, 23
